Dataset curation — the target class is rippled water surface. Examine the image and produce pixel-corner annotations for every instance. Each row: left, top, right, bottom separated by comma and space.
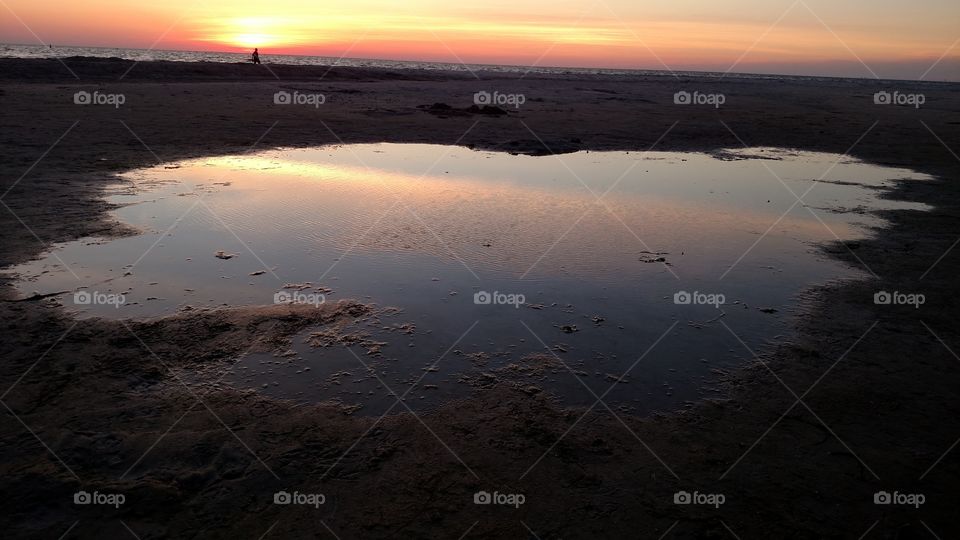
11, 144, 931, 414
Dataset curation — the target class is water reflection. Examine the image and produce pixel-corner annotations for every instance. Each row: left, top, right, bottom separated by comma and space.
10, 144, 931, 414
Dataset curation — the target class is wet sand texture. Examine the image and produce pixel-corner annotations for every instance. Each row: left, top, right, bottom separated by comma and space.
1, 58, 959, 538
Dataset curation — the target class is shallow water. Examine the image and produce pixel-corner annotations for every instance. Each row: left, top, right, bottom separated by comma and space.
11, 144, 930, 414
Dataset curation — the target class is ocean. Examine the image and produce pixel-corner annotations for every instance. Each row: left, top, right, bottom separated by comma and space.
1, 43, 848, 82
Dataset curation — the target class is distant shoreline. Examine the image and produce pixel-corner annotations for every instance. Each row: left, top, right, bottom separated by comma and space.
3, 43, 958, 84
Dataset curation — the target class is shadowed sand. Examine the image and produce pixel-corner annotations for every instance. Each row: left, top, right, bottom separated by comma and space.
1, 57, 960, 538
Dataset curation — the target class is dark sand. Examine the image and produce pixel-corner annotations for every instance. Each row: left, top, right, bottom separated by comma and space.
2, 57, 960, 538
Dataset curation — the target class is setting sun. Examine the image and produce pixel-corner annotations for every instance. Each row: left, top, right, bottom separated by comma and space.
200, 16, 308, 49
228, 33, 274, 48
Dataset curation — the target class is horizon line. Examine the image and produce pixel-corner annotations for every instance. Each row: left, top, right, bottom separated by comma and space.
2, 41, 957, 84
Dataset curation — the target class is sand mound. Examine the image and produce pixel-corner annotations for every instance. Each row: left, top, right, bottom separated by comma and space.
119, 300, 373, 365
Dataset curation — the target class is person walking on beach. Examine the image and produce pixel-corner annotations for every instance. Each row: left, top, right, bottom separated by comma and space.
251, 48, 261, 64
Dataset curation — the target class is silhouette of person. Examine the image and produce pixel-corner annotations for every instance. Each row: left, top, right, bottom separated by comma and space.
252, 48, 261, 65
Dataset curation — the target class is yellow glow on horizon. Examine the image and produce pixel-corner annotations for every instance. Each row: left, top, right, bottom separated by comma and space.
198, 16, 309, 48
193, 14, 630, 52
227, 34, 273, 48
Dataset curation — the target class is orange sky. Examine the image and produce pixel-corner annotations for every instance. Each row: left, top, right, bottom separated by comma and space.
2, 0, 958, 80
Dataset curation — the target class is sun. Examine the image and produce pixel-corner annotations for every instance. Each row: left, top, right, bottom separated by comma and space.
229, 33, 276, 48
200, 17, 300, 50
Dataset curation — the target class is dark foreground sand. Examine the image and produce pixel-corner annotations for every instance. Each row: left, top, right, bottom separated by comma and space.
1, 57, 960, 538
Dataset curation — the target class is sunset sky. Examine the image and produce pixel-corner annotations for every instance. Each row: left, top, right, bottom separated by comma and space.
2, 0, 958, 80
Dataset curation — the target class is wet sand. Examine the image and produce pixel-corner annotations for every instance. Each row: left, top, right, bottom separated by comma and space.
2, 57, 960, 538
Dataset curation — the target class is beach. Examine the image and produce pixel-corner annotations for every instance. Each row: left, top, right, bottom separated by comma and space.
2, 57, 960, 538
